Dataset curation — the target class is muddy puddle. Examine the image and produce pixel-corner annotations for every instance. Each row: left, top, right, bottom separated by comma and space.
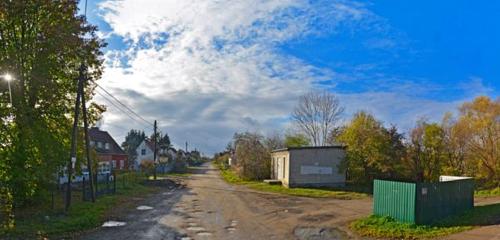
294, 226, 349, 240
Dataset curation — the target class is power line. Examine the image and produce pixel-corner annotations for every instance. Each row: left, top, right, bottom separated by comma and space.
95, 89, 153, 131
93, 82, 153, 127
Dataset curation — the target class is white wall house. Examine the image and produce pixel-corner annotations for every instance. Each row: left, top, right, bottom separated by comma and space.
135, 139, 155, 170
134, 139, 174, 170
271, 146, 346, 188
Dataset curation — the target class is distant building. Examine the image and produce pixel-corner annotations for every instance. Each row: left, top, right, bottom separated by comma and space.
134, 139, 173, 170
270, 146, 346, 188
89, 127, 128, 170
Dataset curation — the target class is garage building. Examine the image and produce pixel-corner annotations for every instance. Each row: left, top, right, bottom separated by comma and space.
270, 146, 346, 188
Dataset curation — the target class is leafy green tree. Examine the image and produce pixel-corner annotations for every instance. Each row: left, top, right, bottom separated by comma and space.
122, 129, 146, 168
159, 133, 171, 150
149, 132, 171, 150
284, 133, 310, 147
337, 111, 405, 183
0, 0, 104, 228
407, 120, 446, 182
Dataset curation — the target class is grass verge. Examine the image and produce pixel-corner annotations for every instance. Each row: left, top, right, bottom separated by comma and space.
350, 203, 500, 239
220, 168, 367, 199
3, 174, 161, 239
475, 187, 500, 197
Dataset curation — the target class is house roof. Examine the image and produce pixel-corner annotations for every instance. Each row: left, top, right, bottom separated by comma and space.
271, 145, 346, 153
89, 127, 127, 155
144, 139, 155, 151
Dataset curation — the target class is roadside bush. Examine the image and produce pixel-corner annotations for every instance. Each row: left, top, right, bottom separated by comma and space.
140, 160, 154, 177
233, 132, 271, 180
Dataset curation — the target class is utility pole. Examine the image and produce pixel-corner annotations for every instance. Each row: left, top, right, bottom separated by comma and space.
80, 65, 96, 203
153, 120, 157, 180
185, 141, 188, 152
65, 64, 96, 211
66, 67, 83, 211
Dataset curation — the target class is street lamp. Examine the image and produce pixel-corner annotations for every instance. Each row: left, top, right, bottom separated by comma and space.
3, 73, 13, 106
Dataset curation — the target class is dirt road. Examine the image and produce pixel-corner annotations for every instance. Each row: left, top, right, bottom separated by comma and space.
80, 163, 372, 240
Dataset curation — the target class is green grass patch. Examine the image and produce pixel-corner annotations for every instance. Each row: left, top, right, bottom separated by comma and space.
351, 203, 500, 239
219, 169, 367, 199
475, 187, 500, 197
350, 215, 470, 239
3, 173, 160, 239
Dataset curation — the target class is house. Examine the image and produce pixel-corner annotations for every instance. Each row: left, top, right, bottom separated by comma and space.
89, 127, 128, 170
270, 146, 346, 188
134, 139, 172, 170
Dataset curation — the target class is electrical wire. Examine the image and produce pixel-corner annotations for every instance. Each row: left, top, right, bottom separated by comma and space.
93, 82, 154, 127
95, 89, 154, 131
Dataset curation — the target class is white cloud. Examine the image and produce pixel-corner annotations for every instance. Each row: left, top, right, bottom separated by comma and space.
94, 0, 373, 154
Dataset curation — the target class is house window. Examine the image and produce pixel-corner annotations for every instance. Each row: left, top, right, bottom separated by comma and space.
90, 141, 95, 146
97, 141, 103, 149
141, 149, 146, 155
105, 142, 110, 150
111, 160, 116, 169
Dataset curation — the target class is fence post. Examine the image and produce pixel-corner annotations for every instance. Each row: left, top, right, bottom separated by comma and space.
95, 173, 98, 197
106, 173, 110, 193
51, 184, 55, 210
82, 177, 86, 201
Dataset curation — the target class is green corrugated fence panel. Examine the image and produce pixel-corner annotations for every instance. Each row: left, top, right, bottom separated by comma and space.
374, 179, 416, 223
374, 179, 474, 225
416, 179, 474, 224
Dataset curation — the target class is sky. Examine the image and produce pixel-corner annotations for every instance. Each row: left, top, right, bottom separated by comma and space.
80, 0, 499, 155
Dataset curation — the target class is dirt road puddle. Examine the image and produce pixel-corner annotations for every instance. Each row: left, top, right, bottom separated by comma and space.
294, 226, 348, 240
197, 232, 213, 236
136, 205, 154, 210
102, 221, 126, 227
186, 226, 206, 231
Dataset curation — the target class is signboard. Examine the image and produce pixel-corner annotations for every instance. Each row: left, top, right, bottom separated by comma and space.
300, 165, 333, 175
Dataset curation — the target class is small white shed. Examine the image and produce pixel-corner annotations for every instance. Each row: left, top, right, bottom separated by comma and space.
270, 146, 346, 188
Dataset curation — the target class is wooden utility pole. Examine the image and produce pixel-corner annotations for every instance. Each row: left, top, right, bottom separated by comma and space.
66, 66, 83, 211
80, 65, 96, 203
153, 120, 157, 180
185, 141, 188, 152
65, 64, 96, 211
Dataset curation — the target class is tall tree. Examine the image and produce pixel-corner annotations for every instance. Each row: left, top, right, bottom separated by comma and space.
158, 133, 171, 150
337, 111, 404, 183
407, 120, 446, 182
0, 0, 105, 228
457, 96, 499, 185
122, 129, 146, 168
291, 91, 344, 146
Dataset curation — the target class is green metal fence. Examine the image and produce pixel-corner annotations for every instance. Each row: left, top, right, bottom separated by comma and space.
373, 179, 474, 225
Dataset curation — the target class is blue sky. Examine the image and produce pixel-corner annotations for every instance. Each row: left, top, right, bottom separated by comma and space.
81, 0, 499, 154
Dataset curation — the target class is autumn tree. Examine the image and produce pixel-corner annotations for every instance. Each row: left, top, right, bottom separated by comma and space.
457, 96, 499, 186
441, 113, 469, 176
291, 91, 344, 146
233, 132, 271, 180
0, 0, 105, 228
337, 112, 406, 183
407, 120, 447, 182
